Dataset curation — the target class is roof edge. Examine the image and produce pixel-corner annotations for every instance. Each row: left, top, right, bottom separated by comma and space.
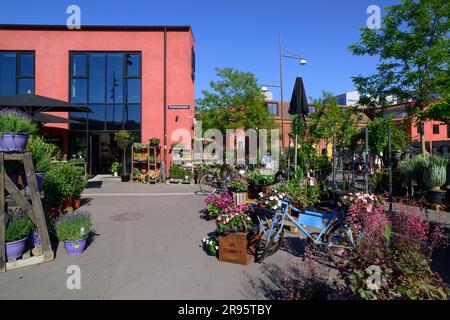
0, 24, 192, 32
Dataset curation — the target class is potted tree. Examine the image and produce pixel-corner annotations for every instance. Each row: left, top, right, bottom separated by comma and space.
55, 210, 92, 256
71, 168, 87, 210
42, 162, 72, 211
0, 108, 37, 152
114, 130, 132, 182
5, 210, 33, 261
422, 155, 448, 205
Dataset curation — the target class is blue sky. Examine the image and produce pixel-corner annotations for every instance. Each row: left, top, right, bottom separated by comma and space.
0, 0, 399, 101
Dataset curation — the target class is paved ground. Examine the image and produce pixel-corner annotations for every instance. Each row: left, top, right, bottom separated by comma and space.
1, 177, 448, 299
0, 178, 322, 300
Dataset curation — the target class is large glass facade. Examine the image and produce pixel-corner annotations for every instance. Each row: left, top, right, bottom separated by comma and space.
69, 52, 142, 174
0, 51, 35, 96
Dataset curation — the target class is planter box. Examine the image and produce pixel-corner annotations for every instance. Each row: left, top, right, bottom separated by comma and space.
232, 192, 248, 205
218, 231, 258, 265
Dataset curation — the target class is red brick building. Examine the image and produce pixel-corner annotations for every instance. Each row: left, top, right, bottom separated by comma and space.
0, 24, 195, 174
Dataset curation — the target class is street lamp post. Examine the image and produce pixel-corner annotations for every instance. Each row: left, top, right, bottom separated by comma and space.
262, 32, 307, 153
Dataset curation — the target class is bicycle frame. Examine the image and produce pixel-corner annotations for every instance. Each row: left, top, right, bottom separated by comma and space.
260, 200, 353, 246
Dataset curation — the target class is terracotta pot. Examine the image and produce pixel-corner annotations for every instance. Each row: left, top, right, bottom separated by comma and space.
62, 196, 73, 210
73, 197, 81, 209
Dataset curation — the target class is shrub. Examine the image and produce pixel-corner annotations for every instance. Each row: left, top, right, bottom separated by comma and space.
43, 162, 87, 206
55, 210, 92, 242
338, 200, 449, 300
5, 210, 33, 242
169, 164, 191, 179
247, 170, 275, 186
0, 107, 38, 135
26, 135, 57, 172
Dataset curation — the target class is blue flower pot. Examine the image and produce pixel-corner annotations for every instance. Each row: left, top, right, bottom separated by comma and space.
0, 133, 29, 152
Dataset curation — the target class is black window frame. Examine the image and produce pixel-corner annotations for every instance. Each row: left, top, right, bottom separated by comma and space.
433, 124, 440, 135
0, 50, 35, 95
266, 102, 279, 116
68, 51, 142, 133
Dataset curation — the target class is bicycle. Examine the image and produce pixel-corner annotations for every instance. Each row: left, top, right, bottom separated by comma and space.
255, 196, 362, 265
199, 164, 247, 196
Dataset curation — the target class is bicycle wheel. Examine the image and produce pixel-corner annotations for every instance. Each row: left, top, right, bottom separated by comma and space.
255, 219, 284, 263
199, 173, 218, 196
325, 222, 359, 266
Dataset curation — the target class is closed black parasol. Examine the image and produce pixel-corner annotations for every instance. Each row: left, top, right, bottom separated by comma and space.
288, 76, 309, 117
0, 93, 91, 113
288, 76, 309, 173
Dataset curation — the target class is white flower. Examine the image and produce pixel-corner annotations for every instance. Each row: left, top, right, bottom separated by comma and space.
269, 196, 274, 201
80, 227, 85, 235
215, 246, 219, 250
367, 282, 380, 291
202, 238, 206, 243
272, 206, 277, 210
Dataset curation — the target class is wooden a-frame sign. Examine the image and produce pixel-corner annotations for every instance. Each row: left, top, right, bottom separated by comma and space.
0, 152, 54, 272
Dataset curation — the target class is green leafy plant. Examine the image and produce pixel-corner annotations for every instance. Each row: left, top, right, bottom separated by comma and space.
114, 130, 132, 175
26, 135, 57, 172
55, 210, 92, 242
110, 162, 122, 174
246, 170, 275, 187
169, 165, 191, 180
422, 156, 448, 191
0, 108, 38, 135
149, 137, 160, 146
202, 235, 219, 256
5, 210, 34, 242
43, 162, 86, 206
228, 179, 248, 192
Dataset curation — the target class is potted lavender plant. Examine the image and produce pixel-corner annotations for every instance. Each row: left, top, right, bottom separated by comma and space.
55, 210, 92, 256
0, 108, 37, 152
5, 210, 33, 261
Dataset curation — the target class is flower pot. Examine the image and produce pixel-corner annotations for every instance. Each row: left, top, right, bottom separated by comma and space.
62, 196, 73, 210
5, 237, 28, 261
394, 152, 402, 161
218, 231, 258, 265
28, 231, 41, 248
22, 172, 45, 192
0, 133, 29, 152
426, 190, 446, 205
64, 238, 87, 256
73, 197, 81, 209
9, 174, 21, 187
231, 191, 248, 205
113, 172, 118, 177
121, 174, 131, 182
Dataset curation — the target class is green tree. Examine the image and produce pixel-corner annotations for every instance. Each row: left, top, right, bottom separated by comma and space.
196, 67, 276, 133
349, 0, 449, 155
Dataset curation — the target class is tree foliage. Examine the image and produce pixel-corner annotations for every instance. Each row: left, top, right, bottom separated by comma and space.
349, 0, 449, 115
195, 68, 276, 133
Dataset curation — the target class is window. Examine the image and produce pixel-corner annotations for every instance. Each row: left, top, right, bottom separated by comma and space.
0, 51, 35, 95
267, 103, 278, 116
191, 47, 195, 81
433, 125, 440, 135
69, 52, 142, 132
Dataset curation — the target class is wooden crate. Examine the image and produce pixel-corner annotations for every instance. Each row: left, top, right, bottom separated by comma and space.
232, 192, 248, 205
218, 231, 258, 265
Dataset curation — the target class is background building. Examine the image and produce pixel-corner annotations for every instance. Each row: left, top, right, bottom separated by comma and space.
0, 24, 195, 174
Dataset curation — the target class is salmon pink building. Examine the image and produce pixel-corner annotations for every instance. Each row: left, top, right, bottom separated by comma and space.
0, 24, 195, 174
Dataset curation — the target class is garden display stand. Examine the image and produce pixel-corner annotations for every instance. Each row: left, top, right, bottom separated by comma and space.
0, 152, 54, 272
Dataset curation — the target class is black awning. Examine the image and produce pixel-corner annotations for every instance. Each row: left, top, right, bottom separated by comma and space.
0, 93, 91, 113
